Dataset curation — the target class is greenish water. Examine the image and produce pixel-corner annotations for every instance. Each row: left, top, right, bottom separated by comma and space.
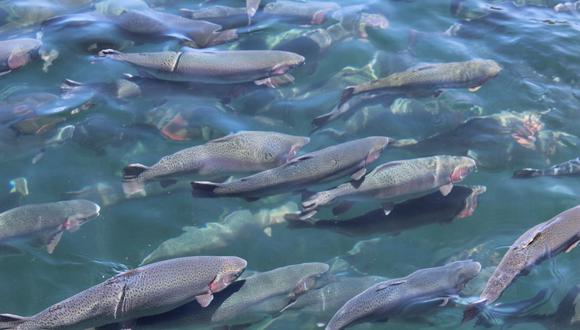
0, 0, 579, 329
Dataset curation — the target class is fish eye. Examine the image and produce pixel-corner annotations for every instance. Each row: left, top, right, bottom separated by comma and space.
264, 152, 274, 160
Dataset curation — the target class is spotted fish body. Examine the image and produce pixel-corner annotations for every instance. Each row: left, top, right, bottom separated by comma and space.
263, 1, 340, 24
464, 205, 580, 322
122, 131, 310, 196
514, 157, 580, 178
0, 38, 42, 75
137, 262, 330, 328
326, 260, 482, 330
0, 200, 100, 253
98, 48, 305, 84
191, 136, 392, 200
0, 256, 247, 330
301, 156, 477, 218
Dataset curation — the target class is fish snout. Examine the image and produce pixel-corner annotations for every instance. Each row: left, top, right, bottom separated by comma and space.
210, 257, 247, 293
274, 52, 306, 74
486, 60, 503, 77
450, 157, 477, 183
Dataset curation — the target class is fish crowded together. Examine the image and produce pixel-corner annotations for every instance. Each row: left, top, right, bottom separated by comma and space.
0, 0, 579, 329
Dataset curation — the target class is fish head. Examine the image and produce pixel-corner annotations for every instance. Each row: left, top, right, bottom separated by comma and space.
209, 257, 247, 293
258, 133, 310, 165
270, 51, 305, 76
446, 260, 482, 291
63, 199, 101, 230
364, 136, 392, 162
477, 59, 502, 80
447, 156, 477, 183
290, 263, 331, 298
7, 38, 42, 70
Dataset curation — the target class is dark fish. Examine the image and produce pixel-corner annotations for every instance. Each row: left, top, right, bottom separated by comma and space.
98, 48, 304, 86
191, 136, 393, 201
122, 131, 310, 196
0, 38, 42, 76
0, 256, 247, 329
299, 156, 477, 220
514, 157, 580, 178
313, 59, 501, 130
463, 205, 580, 322
0, 200, 100, 254
326, 260, 481, 330
137, 262, 330, 329
288, 185, 485, 236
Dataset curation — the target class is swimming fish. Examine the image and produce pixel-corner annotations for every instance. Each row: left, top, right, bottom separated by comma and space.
0, 200, 100, 254
122, 131, 310, 197
191, 136, 393, 201
97, 48, 304, 86
326, 260, 482, 330
299, 156, 477, 220
0, 38, 42, 76
0, 256, 247, 329
463, 205, 580, 322
514, 157, 580, 178
263, 0, 341, 25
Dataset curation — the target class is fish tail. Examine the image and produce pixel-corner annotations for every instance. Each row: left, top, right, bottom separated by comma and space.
0, 314, 29, 329
512, 168, 543, 179
122, 164, 149, 196
340, 86, 356, 105
191, 181, 221, 197
462, 300, 487, 324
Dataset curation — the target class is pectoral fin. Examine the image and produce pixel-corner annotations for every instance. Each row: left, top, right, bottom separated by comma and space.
46, 231, 63, 254
468, 85, 482, 92
382, 202, 394, 216
351, 167, 367, 181
439, 183, 453, 196
565, 239, 580, 253
195, 292, 214, 307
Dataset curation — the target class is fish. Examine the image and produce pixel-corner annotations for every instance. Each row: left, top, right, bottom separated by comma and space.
179, 5, 248, 29
299, 156, 477, 220
0, 256, 247, 329
326, 260, 482, 330
514, 157, 580, 178
0, 200, 100, 254
0, 38, 42, 76
191, 136, 393, 201
288, 185, 485, 236
313, 59, 502, 130
97, 48, 305, 86
463, 205, 580, 323
0, 124, 75, 164
554, 2, 580, 13
136, 262, 330, 329
122, 131, 309, 197
263, 0, 341, 24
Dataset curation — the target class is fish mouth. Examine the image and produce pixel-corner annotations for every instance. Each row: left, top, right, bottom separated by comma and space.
451, 164, 475, 183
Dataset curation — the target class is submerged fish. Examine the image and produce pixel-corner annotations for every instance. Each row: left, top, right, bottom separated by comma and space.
122, 131, 309, 197
288, 185, 485, 236
299, 155, 477, 220
191, 136, 393, 201
0, 38, 42, 76
514, 156, 580, 178
263, 0, 341, 24
463, 205, 580, 322
137, 262, 330, 329
313, 59, 501, 130
179, 5, 248, 29
0, 256, 247, 329
97, 48, 304, 86
0, 200, 100, 254
326, 260, 482, 330
0, 124, 75, 164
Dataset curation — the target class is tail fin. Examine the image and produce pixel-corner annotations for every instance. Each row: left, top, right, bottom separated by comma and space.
191, 181, 221, 197
0, 314, 28, 329
512, 168, 542, 179
462, 299, 487, 324
122, 164, 149, 197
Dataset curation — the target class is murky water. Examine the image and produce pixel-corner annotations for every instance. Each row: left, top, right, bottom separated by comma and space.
0, 0, 579, 329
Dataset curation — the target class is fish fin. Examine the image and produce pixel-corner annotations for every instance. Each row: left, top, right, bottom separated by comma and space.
462, 298, 487, 323
340, 86, 356, 105
0, 69, 13, 77
159, 179, 178, 188
63, 216, 82, 233
564, 239, 580, 253
468, 85, 482, 92
351, 167, 367, 181
195, 292, 214, 308
31, 150, 45, 164
122, 164, 149, 196
311, 112, 334, 132
382, 202, 394, 216
263, 227, 272, 237
0, 314, 29, 329
332, 202, 353, 215
512, 168, 542, 179
284, 154, 314, 166
439, 183, 453, 196
191, 181, 221, 197
46, 231, 63, 254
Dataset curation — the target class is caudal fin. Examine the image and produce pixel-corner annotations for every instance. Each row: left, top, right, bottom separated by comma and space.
191, 181, 221, 197
512, 168, 542, 179
0, 314, 28, 329
462, 300, 487, 324
122, 164, 149, 197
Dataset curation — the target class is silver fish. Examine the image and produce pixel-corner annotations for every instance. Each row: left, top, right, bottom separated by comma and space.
463, 205, 580, 322
98, 48, 305, 85
191, 136, 393, 201
300, 156, 477, 220
327, 260, 482, 330
0, 256, 247, 329
0, 199, 100, 254
122, 131, 309, 197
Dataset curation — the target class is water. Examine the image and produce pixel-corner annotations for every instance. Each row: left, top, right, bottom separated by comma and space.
0, 0, 579, 329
